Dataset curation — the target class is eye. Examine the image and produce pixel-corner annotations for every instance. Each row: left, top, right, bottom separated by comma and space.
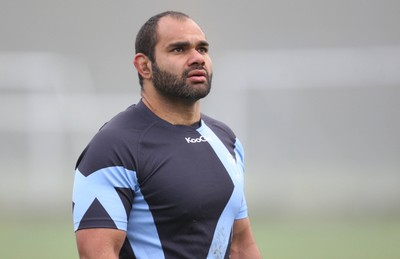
172, 47, 184, 53
198, 47, 208, 54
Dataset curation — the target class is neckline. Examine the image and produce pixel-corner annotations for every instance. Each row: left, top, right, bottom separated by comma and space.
136, 99, 203, 131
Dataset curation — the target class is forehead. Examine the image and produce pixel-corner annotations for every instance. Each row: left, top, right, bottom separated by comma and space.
156, 16, 207, 46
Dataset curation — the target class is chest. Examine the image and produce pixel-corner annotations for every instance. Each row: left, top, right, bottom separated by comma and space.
136, 128, 242, 220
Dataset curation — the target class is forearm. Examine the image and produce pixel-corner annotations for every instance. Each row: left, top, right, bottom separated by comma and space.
231, 218, 262, 258
79, 251, 119, 259
76, 228, 125, 259
230, 241, 262, 259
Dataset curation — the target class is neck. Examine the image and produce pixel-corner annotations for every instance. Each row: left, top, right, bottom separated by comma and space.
141, 89, 201, 126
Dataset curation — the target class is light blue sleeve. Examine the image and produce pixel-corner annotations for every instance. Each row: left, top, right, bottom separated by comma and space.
72, 166, 139, 231
234, 138, 249, 220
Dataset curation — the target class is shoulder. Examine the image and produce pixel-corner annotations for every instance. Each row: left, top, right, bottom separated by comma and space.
76, 104, 152, 175
201, 113, 236, 139
201, 114, 243, 159
201, 114, 246, 161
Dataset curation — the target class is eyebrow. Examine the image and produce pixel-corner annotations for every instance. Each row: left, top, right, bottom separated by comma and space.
168, 40, 209, 49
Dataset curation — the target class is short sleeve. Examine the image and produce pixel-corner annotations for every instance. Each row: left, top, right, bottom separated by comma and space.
72, 130, 139, 231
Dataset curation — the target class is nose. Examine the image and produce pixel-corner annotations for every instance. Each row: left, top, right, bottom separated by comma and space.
188, 49, 206, 66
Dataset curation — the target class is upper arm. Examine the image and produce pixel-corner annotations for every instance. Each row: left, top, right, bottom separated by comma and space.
73, 131, 137, 258
230, 218, 262, 259
76, 228, 126, 259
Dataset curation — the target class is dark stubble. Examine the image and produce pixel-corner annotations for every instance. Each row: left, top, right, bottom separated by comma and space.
151, 62, 212, 101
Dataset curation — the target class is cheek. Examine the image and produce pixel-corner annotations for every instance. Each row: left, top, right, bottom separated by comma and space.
206, 60, 213, 73
158, 61, 182, 75
205, 55, 212, 66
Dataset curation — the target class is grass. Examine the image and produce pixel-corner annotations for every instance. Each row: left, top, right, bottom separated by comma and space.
0, 217, 78, 259
252, 217, 400, 259
1, 216, 399, 258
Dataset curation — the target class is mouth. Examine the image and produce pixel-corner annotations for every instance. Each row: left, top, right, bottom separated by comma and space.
188, 69, 207, 77
187, 69, 207, 83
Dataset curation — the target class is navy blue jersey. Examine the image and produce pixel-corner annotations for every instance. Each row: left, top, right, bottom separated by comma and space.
72, 100, 248, 259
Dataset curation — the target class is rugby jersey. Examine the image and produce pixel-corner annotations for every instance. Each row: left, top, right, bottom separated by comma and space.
72, 100, 248, 259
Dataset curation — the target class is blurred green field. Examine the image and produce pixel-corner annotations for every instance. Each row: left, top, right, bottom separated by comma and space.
251, 217, 400, 259
0, 216, 399, 258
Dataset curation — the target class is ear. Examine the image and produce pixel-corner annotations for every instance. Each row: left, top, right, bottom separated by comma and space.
133, 53, 152, 79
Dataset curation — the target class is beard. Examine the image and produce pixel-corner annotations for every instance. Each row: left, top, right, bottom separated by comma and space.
151, 62, 212, 101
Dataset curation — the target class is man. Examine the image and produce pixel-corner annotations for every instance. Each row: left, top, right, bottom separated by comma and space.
72, 11, 262, 259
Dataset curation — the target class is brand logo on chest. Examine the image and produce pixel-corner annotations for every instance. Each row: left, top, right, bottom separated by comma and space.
185, 136, 211, 143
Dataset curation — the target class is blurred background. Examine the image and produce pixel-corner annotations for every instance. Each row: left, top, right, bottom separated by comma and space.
1, 0, 399, 258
